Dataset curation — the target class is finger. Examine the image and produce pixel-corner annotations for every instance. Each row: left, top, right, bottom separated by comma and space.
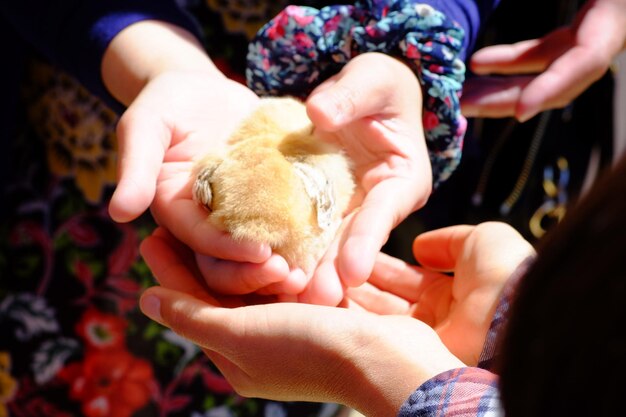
365, 253, 453, 326
412, 225, 476, 271
299, 214, 352, 306
414, 222, 535, 272
345, 282, 412, 315
300, 174, 422, 305
140, 288, 323, 354
471, 3, 626, 121
300, 260, 345, 306
341, 297, 367, 311
139, 287, 234, 352
469, 27, 573, 75
346, 253, 451, 316
150, 163, 271, 263
306, 53, 420, 130
516, 44, 615, 121
195, 253, 292, 295
461, 75, 531, 118
109, 106, 170, 223
139, 230, 220, 305
258, 268, 309, 295
339, 177, 422, 287
367, 253, 445, 301
337, 197, 395, 287
150, 226, 197, 266
336, 114, 430, 285
464, 48, 609, 121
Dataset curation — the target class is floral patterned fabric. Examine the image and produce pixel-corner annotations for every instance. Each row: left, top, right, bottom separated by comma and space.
0, 2, 341, 416
247, 0, 467, 187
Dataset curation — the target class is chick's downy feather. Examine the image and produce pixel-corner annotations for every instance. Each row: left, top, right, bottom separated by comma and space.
192, 97, 355, 274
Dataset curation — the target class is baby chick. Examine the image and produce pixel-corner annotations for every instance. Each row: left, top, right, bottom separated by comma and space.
192, 97, 355, 274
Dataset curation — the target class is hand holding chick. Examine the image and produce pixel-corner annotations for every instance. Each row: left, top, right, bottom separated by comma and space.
192, 97, 355, 275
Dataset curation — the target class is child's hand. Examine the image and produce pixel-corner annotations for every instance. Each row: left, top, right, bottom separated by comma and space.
346, 222, 535, 365
462, 0, 626, 121
112, 71, 270, 261
104, 21, 292, 275
301, 52, 432, 305
164, 52, 430, 302
116, 72, 316, 295
138, 227, 463, 416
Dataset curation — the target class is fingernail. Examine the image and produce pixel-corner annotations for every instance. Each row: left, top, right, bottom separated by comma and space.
141, 294, 162, 322
517, 110, 536, 123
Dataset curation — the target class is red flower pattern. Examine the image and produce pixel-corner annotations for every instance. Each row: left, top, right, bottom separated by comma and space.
59, 349, 155, 417
75, 309, 127, 351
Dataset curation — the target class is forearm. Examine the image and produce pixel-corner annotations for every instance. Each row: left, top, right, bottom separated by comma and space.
340, 320, 465, 417
101, 20, 223, 107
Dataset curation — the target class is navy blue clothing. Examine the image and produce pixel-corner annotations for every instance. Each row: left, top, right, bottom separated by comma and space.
1, 0, 499, 109
0, 0, 201, 112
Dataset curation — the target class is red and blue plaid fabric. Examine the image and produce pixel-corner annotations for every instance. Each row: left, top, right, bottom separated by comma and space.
398, 367, 503, 417
395, 255, 534, 416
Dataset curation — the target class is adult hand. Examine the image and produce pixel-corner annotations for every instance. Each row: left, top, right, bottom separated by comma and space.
138, 228, 463, 417
462, 0, 626, 121
346, 222, 535, 365
301, 52, 432, 305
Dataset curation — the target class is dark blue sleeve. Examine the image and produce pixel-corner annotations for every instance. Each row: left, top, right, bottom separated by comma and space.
423, 0, 501, 60
0, 0, 203, 112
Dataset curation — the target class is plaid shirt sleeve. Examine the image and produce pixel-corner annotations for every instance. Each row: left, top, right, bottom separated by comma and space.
477, 256, 535, 370
397, 256, 537, 416
397, 368, 503, 417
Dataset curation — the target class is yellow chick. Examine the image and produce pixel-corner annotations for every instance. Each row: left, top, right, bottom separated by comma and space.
192, 97, 355, 274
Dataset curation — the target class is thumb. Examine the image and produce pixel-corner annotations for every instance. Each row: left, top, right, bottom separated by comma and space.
412, 225, 476, 271
108, 106, 171, 222
412, 222, 534, 271
306, 53, 420, 130
140, 287, 231, 350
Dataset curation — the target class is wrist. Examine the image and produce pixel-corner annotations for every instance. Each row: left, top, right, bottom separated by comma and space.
341, 317, 464, 417
102, 20, 223, 106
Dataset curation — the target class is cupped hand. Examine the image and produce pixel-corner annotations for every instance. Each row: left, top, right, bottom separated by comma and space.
346, 222, 535, 365
301, 52, 432, 305
111, 70, 264, 257
139, 227, 463, 417
462, 0, 626, 121
113, 70, 315, 294
101, 21, 309, 294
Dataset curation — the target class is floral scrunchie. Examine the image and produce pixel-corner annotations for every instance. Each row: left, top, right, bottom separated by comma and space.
246, 0, 467, 187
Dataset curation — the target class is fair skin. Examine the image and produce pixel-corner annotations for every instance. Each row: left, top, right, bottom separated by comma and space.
346, 222, 535, 365
137, 222, 533, 415
103, 2, 625, 304
102, 21, 431, 305
301, 52, 432, 304
462, 0, 626, 121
